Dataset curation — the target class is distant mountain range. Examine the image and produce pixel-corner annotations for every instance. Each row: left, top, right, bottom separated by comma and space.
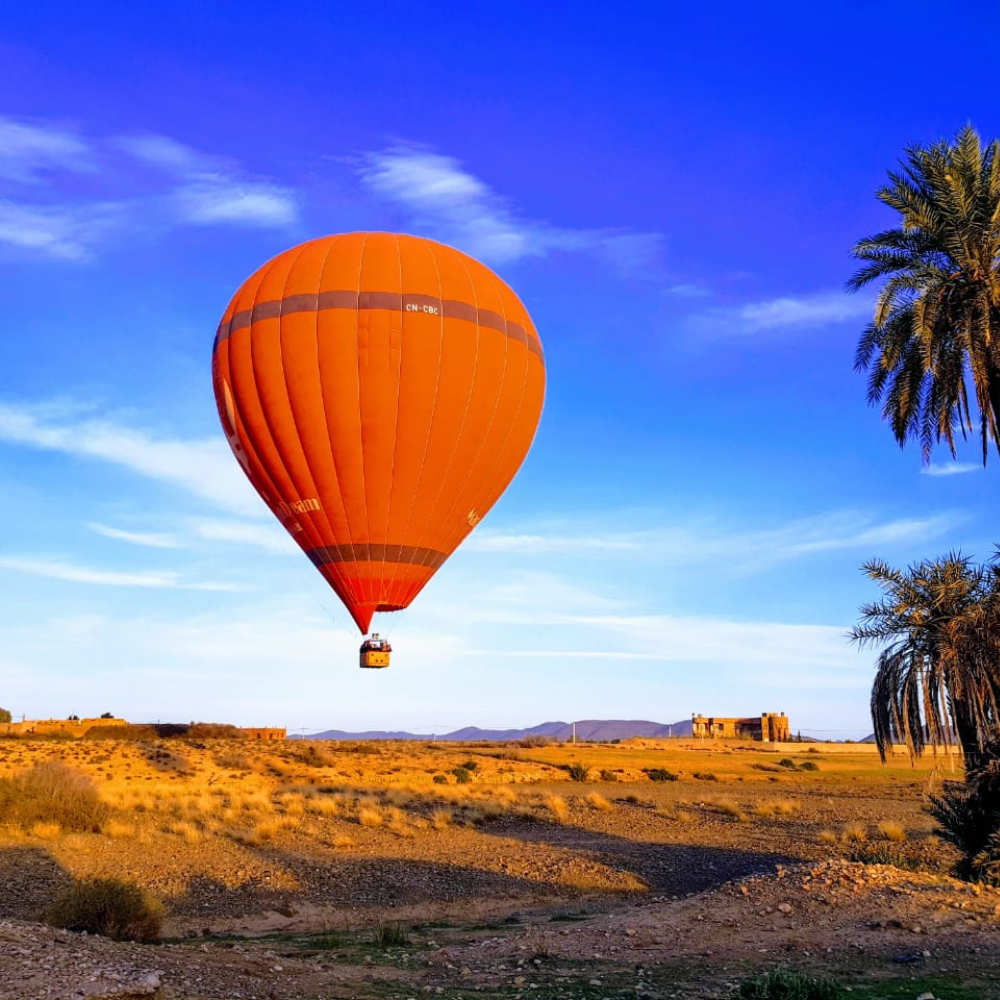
296, 718, 696, 742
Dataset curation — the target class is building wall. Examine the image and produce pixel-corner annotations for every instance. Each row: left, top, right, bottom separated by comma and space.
0, 717, 128, 738
238, 727, 286, 740
691, 712, 789, 741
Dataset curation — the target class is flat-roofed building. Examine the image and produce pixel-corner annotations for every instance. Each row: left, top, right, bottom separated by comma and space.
691, 712, 789, 741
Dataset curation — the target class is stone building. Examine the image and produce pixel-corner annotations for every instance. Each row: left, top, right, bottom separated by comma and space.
690, 711, 789, 741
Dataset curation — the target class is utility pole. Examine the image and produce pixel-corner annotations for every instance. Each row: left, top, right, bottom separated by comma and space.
572, 721, 576, 744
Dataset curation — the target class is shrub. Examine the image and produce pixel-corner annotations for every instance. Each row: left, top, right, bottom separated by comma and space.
692, 771, 718, 781
798, 760, 819, 771
0, 762, 109, 832
736, 968, 842, 999
458, 759, 478, 771
777, 758, 799, 770
598, 769, 619, 782
214, 749, 252, 771
565, 762, 590, 782
370, 918, 408, 948
643, 768, 678, 782
519, 735, 552, 747
47, 878, 163, 942
0, 707, 11, 724
451, 767, 472, 784
432, 774, 448, 784
847, 845, 926, 872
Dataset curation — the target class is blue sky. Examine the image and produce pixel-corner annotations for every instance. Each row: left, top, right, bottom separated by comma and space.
0, 3, 997, 736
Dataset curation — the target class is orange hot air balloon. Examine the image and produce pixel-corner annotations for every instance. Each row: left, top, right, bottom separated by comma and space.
212, 232, 545, 648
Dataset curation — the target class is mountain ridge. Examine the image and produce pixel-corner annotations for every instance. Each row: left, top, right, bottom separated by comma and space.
296, 718, 696, 742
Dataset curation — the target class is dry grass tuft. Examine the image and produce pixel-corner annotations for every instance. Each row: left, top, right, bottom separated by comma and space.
546, 795, 569, 823
31, 820, 61, 839
841, 821, 867, 843
755, 798, 801, 819
357, 806, 383, 828
817, 829, 839, 844
876, 820, 907, 842
101, 819, 135, 839
584, 792, 613, 811
432, 808, 452, 830
715, 798, 747, 821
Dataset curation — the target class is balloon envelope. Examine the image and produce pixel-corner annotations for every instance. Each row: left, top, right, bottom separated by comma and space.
212, 232, 545, 633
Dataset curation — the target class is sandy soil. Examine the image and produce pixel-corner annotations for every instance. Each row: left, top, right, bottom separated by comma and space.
0, 737, 994, 999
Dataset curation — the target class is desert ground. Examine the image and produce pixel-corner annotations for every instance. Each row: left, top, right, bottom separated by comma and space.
0, 735, 997, 999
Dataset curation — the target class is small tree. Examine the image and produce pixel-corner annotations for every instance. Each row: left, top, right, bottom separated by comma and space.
0, 708, 11, 724
100, 712, 114, 719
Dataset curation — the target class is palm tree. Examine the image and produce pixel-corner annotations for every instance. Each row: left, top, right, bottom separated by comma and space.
849, 125, 1000, 464
851, 552, 1000, 769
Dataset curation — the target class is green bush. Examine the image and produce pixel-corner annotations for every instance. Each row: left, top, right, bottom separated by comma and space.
736, 968, 842, 999
451, 767, 472, 784
564, 762, 590, 782
777, 758, 799, 770
0, 762, 109, 832
432, 774, 448, 784
47, 878, 163, 942
0, 707, 11, 724
458, 759, 478, 771
599, 769, 619, 782
798, 760, 819, 771
643, 768, 678, 782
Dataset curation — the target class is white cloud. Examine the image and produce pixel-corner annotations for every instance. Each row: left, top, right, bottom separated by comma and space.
188, 518, 289, 553
922, 462, 981, 477
358, 145, 663, 272
174, 180, 297, 227
115, 133, 214, 174
0, 117, 95, 183
0, 200, 118, 260
0, 402, 261, 516
0, 556, 244, 591
118, 132, 298, 227
691, 290, 873, 337
88, 524, 183, 549
469, 509, 960, 570
0, 121, 298, 260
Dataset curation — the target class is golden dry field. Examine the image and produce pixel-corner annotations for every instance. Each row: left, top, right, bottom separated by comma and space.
0, 736, 998, 999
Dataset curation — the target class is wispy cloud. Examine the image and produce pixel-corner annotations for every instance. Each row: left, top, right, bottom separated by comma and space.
922, 462, 981, 477
0, 401, 261, 516
0, 117, 298, 259
88, 524, 182, 549
0, 200, 120, 260
690, 290, 872, 338
188, 518, 289, 553
358, 145, 663, 273
0, 118, 95, 183
469, 509, 960, 570
0, 556, 244, 591
119, 133, 298, 228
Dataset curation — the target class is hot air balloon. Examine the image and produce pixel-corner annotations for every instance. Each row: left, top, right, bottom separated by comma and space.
212, 232, 545, 666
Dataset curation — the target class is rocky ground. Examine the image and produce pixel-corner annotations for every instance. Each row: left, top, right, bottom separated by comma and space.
0, 738, 995, 999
